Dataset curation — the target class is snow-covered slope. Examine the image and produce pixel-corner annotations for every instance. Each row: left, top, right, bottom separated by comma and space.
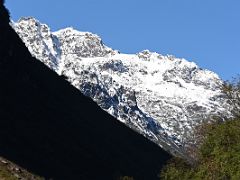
12, 17, 232, 160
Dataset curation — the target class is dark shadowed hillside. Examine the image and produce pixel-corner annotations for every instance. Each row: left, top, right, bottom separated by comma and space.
0, 1, 170, 179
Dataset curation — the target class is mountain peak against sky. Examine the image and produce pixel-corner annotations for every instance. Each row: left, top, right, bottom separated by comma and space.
6, 0, 240, 80
13, 17, 233, 160
14, 17, 118, 73
0, 2, 171, 177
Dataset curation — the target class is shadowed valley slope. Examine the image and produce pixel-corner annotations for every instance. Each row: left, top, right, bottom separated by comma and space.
0, 1, 170, 180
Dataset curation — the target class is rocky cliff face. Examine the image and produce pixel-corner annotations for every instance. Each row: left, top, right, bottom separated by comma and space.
0, 2, 170, 179
13, 17, 232, 159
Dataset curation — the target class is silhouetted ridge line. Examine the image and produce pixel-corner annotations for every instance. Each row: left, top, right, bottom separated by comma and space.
0, 2, 170, 180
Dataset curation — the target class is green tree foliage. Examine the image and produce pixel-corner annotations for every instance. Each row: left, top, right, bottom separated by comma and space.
160, 77, 240, 180
160, 119, 240, 180
222, 76, 240, 118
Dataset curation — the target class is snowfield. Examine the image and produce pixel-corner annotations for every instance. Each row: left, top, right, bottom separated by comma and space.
12, 17, 232, 159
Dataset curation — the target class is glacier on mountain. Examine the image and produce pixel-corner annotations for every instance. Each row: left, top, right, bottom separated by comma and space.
12, 17, 232, 160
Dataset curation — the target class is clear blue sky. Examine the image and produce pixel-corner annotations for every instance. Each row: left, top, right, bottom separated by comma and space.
5, 0, 240, 80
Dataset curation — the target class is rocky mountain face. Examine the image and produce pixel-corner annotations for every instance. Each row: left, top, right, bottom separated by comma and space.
0, 2, 170, 179
0, 157, 43, 180
13, 17, 232, 160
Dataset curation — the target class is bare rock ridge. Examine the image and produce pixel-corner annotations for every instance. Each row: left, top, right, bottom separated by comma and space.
0, 156, 43, 179
12, 16, 232, 159
0, 1, 170, 180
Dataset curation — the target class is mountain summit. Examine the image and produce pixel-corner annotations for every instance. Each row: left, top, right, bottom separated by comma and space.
13, 17, 232, 159
0, 2, 171, 179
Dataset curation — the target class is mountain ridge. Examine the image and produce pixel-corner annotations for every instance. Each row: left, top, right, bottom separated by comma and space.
12, 16, 233, 160
0, 2, 171, 179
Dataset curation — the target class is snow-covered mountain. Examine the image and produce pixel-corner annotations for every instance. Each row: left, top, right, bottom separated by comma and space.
12, 17, 232, 160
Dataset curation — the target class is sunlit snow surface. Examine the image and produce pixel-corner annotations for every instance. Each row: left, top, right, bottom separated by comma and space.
12, 17, 232, 159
